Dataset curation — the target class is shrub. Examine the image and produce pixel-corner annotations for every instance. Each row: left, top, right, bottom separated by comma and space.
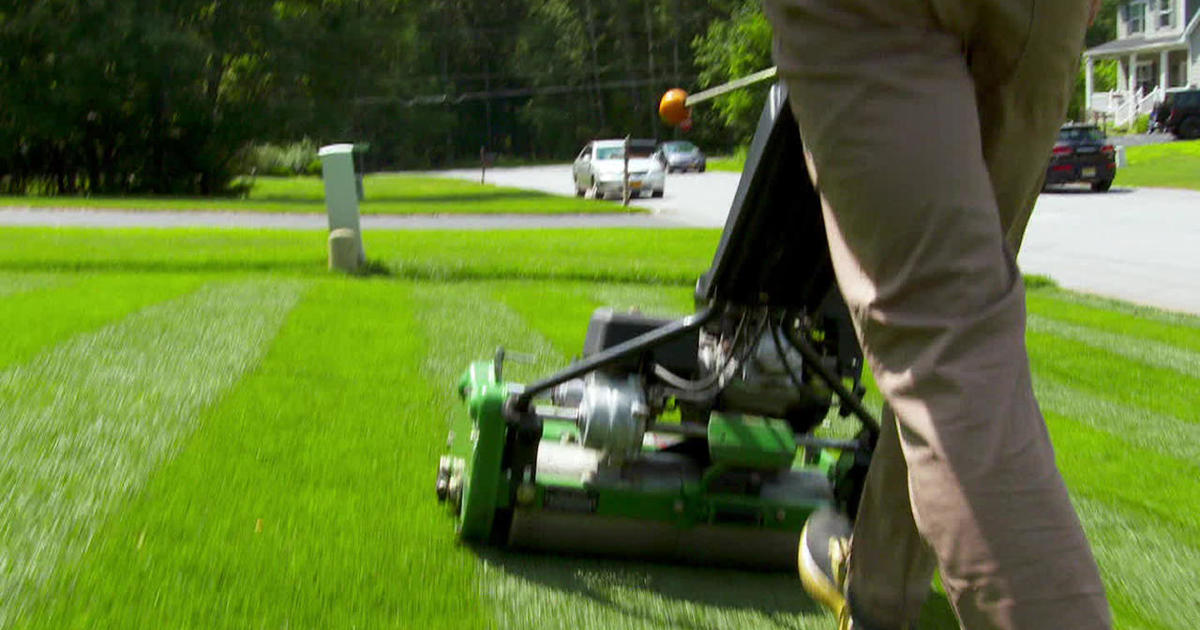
245, 140, 320, 176
1132, 114, 1150, 134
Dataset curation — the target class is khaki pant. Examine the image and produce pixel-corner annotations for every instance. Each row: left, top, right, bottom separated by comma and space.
761, 1, 1112, 628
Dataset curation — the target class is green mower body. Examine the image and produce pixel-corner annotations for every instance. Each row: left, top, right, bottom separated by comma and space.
438, 360, 860, 570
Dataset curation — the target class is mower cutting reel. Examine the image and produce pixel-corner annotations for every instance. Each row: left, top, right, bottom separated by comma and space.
436, 82, 878, 571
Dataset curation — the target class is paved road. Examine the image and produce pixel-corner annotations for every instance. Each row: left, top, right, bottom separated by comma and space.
1021, 186, 1200, 314
437, 165, 1200, 314
2, 166, 1197, 313
436, 165, 742, 227
0, 207, 677, 230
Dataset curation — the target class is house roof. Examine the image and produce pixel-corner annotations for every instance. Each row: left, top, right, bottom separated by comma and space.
1085, 2, 1200, 57
1086, 33, 1184, 56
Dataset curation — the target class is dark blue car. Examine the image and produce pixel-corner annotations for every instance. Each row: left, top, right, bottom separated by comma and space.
1045, 124, 1116, 193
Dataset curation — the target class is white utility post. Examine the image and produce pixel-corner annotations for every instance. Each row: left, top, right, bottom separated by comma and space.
1085, 56, 1094, 114
1117, 58, 1128, 97
1159, 50, 1170, 95
318, 143, 365, 272
622, 135, 631, 207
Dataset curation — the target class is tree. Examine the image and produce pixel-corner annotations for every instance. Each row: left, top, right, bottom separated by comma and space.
1067, 0, 1120, 121
691, 0, 772, 144
1, 0, 745, 191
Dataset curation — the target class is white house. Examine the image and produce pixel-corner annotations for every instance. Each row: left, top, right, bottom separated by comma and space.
1084, 0, 1200, 125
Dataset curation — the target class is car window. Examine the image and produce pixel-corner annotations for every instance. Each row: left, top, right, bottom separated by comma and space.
596, 147, 623, 160
1058, 127, 1105, 142
662, 141, 697, 154
1176, 92, 1199, 107
578, 145, 591, 161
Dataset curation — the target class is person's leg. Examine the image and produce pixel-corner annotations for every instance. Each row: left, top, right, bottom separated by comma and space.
845, 406, 937, 629
763, 0, 1110, 627
970, 0, 1089, 253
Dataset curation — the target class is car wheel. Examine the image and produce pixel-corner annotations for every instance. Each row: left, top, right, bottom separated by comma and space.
1180, 116, 1200, 140
698, 165, 706, 173
1091, 179, 1113, 193
651, 188, 664, 198
588, 183, 605, 200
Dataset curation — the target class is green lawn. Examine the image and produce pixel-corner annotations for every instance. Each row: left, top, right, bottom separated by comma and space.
0, 227, 1196, 629
0, 174, 635, 215
706, 150, 747, 173
1115, 139, 1200, 191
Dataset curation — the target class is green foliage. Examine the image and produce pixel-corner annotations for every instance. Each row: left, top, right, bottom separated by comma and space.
1085, 0, 1120, 48
691, 0, 773, 143
1093, 59, 1118, 92
0, 1, 736, 194
1070, 59, 1119, 122
1132, 113, 1150, 134
245, 141, 321, 177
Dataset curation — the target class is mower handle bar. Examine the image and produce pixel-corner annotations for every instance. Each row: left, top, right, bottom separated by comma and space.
510, 305, 719, 412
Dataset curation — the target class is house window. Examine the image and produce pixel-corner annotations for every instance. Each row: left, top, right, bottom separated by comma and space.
1157, 0, 1173, 28
1125, 1, 1146, 34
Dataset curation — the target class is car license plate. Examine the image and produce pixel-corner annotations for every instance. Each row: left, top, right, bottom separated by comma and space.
630, 181, 642, 189
1082, 167, 1096, 178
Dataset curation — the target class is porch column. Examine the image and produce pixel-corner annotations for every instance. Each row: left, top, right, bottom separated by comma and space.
1159, 49, 1170, 90
1117, 57, 1127, 94
1129, 52, 1138, 92
1085, 56, 1095, 113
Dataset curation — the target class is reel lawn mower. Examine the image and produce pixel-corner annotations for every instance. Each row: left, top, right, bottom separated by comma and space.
435, 81, 880, 571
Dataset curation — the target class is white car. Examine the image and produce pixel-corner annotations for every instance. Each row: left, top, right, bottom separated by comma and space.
572, 139, 665, 199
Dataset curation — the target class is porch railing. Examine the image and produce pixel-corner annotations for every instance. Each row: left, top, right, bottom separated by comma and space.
1091, 86, 1162, 128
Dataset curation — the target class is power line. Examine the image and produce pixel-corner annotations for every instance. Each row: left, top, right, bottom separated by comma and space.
352, 75, 697, 107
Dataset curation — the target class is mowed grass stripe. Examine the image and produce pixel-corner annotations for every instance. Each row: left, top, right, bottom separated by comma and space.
1048, 411, 1200, 537
0, 272, 63, 298
22, 279, 486, 629
1034, 377, 1200, 463
0, 273, 210, 371
1028, 314, 1200, 379
0, 227, 720, 285
489, 281, 694, 357
1047, 409, 1200, 629
1073, 494, 1200, 630
1027, 331, 1199, 425
1028, 288, 1200, 351
0, 279, 302, 627
413, 283, 832, 630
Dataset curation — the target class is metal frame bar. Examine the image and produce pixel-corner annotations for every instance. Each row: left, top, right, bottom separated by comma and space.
511, 305, 718, 411
685, 67, 778, 107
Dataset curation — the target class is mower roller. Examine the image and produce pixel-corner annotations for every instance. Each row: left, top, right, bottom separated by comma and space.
435, 82, 879, 571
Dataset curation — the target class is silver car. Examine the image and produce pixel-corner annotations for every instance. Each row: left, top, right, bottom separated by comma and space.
659, 140, 707, 173
572, 139, 665, 199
